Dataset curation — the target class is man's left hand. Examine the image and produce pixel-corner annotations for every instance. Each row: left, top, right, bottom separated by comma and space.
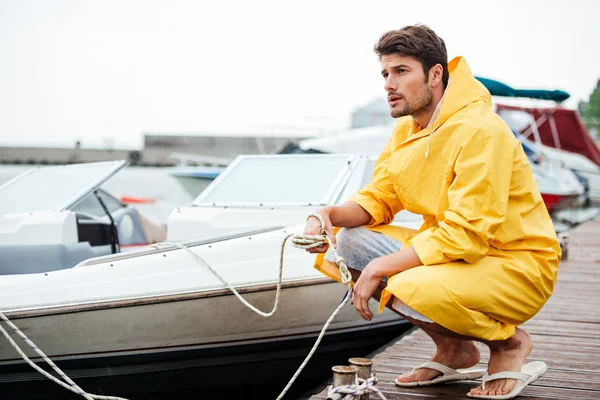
352, 263, 383, 321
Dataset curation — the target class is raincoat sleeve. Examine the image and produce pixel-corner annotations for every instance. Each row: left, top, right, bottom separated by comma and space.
410, 129, 516, 265
348, 139, 404, 226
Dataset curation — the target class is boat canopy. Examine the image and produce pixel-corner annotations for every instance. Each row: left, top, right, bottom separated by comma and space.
475, 76, 570, 102
497, 104, 600, 167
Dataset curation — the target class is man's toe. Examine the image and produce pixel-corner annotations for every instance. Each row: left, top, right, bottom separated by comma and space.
469, 386, 482, 395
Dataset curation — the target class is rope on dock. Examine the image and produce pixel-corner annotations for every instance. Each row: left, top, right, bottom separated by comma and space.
327, 376, 386, 400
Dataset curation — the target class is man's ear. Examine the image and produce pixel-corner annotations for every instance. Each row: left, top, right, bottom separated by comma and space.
430, 64, 444, 87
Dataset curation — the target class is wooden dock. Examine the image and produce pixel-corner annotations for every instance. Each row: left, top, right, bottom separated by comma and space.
309, 216, 600, 399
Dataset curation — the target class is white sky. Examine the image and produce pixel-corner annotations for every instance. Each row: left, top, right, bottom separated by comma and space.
0, 0, 599, 149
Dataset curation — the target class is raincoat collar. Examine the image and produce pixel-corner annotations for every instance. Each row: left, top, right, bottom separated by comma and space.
397, 56, 491, 146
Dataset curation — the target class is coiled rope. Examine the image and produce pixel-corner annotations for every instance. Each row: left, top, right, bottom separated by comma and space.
327, 376, 386, 400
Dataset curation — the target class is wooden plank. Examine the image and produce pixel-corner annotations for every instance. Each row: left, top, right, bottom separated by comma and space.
309, 217, 600, 399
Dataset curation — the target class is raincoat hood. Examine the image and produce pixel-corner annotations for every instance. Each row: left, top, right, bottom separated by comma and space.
396, 56, 493, 157
434, 56, 492, 128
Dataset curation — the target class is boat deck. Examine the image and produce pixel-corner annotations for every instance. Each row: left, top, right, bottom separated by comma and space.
309, 216, 600, 399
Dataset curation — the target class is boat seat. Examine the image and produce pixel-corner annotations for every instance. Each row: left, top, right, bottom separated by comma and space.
0, 243, 112, 275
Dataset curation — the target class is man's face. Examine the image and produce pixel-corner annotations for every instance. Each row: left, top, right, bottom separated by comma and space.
380, 54, 432, 119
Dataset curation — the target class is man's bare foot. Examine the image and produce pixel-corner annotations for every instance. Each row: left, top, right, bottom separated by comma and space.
469, 328, 533, 397
396, 338, 481, 383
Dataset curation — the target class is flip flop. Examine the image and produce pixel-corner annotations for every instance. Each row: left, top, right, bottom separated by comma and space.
466, 361, 547, 399
394, 361, 486, 387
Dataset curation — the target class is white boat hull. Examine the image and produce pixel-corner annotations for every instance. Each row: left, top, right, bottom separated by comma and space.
0, 226, 410, 397
0, 281, 399, 368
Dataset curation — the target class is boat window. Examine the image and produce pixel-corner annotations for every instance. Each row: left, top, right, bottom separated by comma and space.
193, 155, 354, 206
70, 188, 124, 218
361, 160, 376, 188
0, 161, 126, 214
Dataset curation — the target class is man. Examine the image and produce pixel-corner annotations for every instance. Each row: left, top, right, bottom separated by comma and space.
303, 25, 560, 399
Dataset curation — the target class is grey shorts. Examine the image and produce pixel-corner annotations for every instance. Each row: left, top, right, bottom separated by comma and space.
327, 226, 433, 323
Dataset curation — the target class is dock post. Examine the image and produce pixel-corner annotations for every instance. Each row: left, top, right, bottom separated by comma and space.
328, 365, 358, 400
349, 358, 373, 400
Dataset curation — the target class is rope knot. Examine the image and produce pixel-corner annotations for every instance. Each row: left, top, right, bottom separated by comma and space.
326, 376, 385, 400
290, 213, 331, 251
290, 212, 354, 289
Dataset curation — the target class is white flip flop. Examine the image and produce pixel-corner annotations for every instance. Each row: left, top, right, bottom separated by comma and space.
466, 361, 547, 399
395, 361, 486, 387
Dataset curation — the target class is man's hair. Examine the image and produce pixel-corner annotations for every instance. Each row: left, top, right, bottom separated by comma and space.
374, 25, 449, 88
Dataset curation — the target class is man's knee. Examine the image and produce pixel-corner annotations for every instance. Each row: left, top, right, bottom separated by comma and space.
336, 227, 364, 254
336, 227, 371, 270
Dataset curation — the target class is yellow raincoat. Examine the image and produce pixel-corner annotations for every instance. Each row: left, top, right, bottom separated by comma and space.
315, 56, 561, 341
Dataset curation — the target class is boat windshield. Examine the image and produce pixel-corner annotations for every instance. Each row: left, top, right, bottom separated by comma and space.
70, 188, 125, 218
361, 160, 376, 188
0, 161, 127, 215
193, 155, 355, 206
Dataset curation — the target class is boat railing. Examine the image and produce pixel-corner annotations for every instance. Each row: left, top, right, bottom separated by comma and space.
73, 225, 285, 268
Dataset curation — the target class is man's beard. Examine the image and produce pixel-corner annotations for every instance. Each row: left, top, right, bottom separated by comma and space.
390, 84, 432, 118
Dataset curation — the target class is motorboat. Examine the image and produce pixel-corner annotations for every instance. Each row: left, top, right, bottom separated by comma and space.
0, 161, 166, 275
169, 165, 225, 198
0, 156, 412, 398
168, 152, 229, 198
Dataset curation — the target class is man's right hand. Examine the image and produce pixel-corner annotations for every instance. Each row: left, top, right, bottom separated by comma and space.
304, 209, 336, 254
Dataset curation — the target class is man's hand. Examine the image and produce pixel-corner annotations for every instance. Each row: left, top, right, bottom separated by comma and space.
300, 202, 371, 254
352, 263, 383, 321
303, 208, 336, 254
352, 248, 424, 321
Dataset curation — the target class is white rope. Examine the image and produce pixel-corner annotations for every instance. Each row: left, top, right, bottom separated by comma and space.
0, 212, 364, 400
0, 313, 128, 400
327, 376, 386, 400
166, 212, 355, 399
